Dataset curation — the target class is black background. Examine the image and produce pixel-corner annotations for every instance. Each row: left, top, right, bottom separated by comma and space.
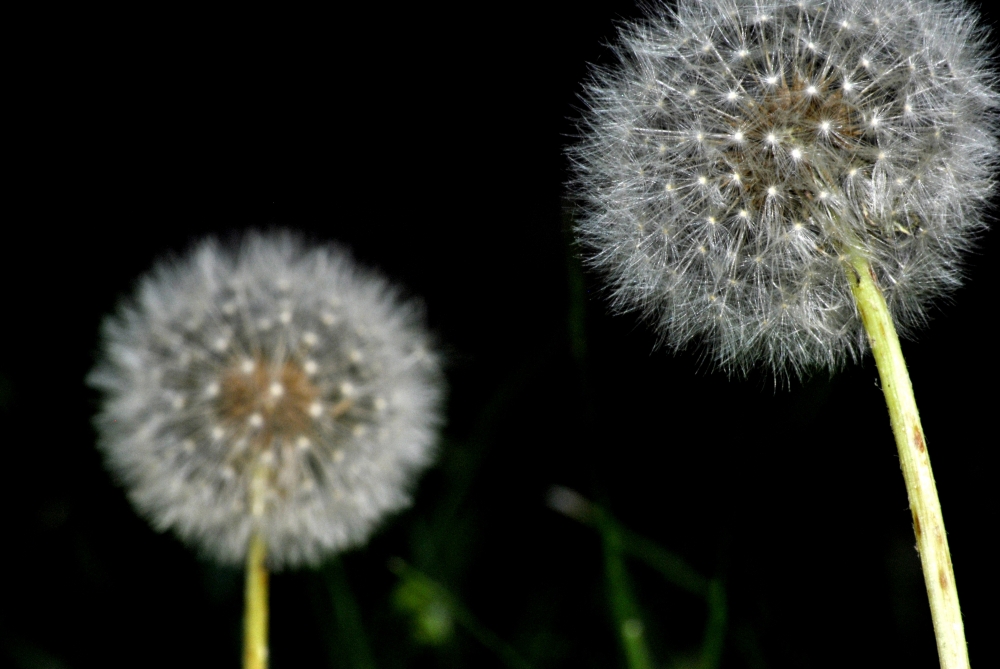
4, 1, 998, 667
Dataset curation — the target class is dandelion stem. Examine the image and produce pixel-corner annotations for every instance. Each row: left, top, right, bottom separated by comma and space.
846, 254, 968, 669
244, 533, 269, 669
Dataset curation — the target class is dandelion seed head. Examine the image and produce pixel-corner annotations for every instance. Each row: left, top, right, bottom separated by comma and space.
88, 232, 444, 568
569, 0, 998, 377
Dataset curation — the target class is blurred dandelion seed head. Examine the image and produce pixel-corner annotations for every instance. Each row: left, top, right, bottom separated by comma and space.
88, 232, 444, 569
569, 0, 998, 376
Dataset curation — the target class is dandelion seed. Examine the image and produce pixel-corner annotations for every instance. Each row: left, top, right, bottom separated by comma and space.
568, 2, 995, 664
88, 231, 444, 569
569, 0, 997, 377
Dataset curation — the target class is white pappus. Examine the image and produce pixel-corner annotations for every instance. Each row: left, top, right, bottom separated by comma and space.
88, 232, 444, 569
569, 0, 998, 376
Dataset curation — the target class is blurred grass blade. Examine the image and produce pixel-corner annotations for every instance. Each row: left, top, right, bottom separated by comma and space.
597, 513, 654, 669
550, 486, 707, 595
616, 524, 708, 597
699, 578, 727, 669
390, 559, 533, 669
323, 559, 376, 669
552, 488, 732, 668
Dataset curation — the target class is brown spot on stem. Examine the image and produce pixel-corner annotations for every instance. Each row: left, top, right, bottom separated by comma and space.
914, 426, 926, 453
911, 512, 922, 539
939, 567, 949, 591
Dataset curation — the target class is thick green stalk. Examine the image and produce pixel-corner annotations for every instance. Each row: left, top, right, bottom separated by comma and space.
846, 254, 968, 669
244, 533, 269, 669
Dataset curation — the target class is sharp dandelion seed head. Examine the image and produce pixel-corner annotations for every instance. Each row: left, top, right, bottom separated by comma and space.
569, 0, 998, 377
88, 231, 444, 568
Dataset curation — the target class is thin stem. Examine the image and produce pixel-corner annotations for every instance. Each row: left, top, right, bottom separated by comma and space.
244, 533, 269, 669
597, 511, 654, 669
699, 579, 727, 669
846, 254, 968, 669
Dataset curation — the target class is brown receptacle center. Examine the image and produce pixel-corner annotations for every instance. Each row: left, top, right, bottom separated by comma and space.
720, 74, 864, 216
216, 356, 321, 440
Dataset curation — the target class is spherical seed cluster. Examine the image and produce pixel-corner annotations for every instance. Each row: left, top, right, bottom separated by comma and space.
570, 0, 997, 376
88, 232, 443, 569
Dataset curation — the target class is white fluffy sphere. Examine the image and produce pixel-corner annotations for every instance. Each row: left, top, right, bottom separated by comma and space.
570, 0, 998, 375
89, 232, 443, 568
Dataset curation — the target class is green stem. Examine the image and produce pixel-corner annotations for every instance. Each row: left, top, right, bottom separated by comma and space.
597, 512, 654, 669
616, 523, 708, 597
699, 579, 727, 669
846, 254, 968, 669
244, 533, 269, 669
